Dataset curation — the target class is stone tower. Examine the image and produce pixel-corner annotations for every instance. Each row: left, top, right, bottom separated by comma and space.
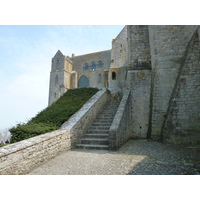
48, 50, 77, 105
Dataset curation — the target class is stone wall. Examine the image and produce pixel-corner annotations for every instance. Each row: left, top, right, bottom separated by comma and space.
148, 25, 191, 139
0, 129, 71, 175
162, 29, 200, 144
111, 26, 128, 67
109, 26, 128, 98
71, 50, 111, 89
128, 25, 151, 69
148, 25, 200, 143
109, 89, 131, 150
126, 69, 151, 139
61, 88, 111, 147
49, 50, 74, 106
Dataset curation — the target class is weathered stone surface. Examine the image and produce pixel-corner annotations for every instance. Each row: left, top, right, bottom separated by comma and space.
48, 25, 200, 145
61, 88, 111, 147
27, 140, 200, 175
109, 89, 131, 150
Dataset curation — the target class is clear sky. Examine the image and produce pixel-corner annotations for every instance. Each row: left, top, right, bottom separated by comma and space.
0, 25, 125, 129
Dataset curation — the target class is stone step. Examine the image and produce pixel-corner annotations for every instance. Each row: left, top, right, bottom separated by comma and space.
75, 101, 119, 151
92, 119, 113, 122
87, 130, 109, 134
88, 126, 110, 132
80, 138, 109, 145
92, 122, 112, 126
92, 119, 113, 123
95, 117, 114, 120
97, 115, 116, 118
89, 126, 111, 130
98, 111, 116, 114
84, 133, 109, 138
76, 144, 109, 150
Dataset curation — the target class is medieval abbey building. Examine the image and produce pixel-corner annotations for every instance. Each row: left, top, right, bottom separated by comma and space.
49, 25, 200, 145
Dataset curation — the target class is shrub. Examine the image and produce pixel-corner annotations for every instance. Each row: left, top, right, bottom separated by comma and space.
10, 87, 99, 143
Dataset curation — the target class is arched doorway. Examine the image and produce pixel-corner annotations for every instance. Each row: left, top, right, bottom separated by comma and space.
78, 75, 89, 88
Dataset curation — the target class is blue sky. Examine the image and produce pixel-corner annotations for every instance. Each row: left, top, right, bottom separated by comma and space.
0, 25, 125, 129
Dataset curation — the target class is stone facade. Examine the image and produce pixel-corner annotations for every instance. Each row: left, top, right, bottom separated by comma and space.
48, 25, 200, 145
162, 30, 200, 144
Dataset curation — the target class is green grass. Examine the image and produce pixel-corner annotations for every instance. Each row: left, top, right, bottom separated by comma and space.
10, 87, 99, 143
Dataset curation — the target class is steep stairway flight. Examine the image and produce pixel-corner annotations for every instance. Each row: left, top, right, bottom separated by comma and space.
76, 102, 119, 150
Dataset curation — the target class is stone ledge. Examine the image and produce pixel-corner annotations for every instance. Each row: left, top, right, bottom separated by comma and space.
0, 129, 68, 158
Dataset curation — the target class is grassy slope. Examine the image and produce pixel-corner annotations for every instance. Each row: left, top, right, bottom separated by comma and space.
10, 88, 99, 143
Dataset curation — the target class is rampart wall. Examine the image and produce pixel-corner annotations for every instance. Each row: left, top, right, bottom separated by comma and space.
126, 69, 151, 138
148, 26, 191, 139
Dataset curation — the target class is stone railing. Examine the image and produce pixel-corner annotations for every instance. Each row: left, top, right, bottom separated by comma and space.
61, 88, 111, 147
0, 88, 111, 175
109, 89, 131, 150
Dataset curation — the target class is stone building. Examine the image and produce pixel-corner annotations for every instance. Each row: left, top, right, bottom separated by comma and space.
49, 25, 200, 145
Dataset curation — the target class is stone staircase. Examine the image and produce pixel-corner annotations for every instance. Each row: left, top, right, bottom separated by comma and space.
76, 102, 120, 150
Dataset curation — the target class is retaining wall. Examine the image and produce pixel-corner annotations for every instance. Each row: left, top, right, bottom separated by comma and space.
0, 88, 110, 175
0, 129, 71, 175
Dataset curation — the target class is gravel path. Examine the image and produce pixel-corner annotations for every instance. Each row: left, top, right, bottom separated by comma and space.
27, 140, 200, 175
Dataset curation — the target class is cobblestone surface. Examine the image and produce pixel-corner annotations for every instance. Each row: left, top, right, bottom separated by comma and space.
27, 140, 200, 175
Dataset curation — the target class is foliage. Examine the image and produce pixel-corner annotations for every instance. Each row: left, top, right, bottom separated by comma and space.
10, 88, 99, 143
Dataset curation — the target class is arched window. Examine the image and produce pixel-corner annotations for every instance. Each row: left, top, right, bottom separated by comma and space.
55, 75, 59, 84
112, 72, 116, 80
83, 63, 89, 70
98, 73, 102, 83
91, 62, 96, 71
98, 61, 104, 68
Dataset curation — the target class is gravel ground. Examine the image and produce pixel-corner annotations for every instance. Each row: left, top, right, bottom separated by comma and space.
27, 140, 200, 175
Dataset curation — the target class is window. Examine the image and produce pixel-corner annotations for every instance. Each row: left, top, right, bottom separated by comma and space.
112, 72, 116, 80
98, 61, 104, 68
98, 73, 102, 83
91, 62, 96, 71
83, 63, 89, 70
56, 59, 60, 69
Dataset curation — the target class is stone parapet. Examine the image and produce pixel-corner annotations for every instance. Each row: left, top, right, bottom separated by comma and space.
0, 129, 70, 175
109, 89, 131, 150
